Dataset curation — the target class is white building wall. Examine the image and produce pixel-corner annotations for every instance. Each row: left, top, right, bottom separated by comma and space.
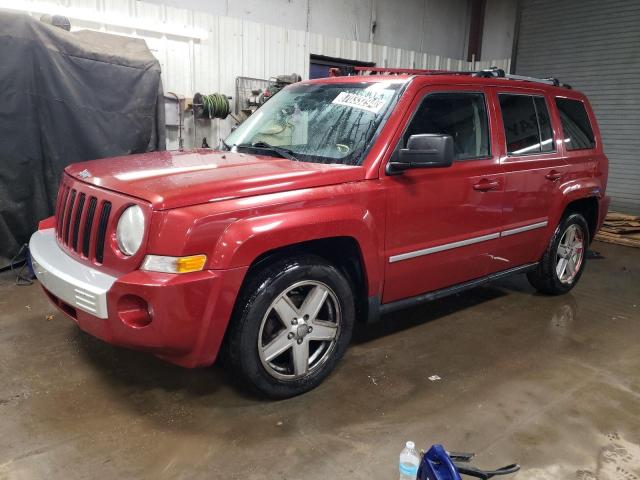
481, 0, 516, 61
146, 0, 473, 59
419, 0, 471, 59
308, 0, 373, 43
5, 0, 510, 149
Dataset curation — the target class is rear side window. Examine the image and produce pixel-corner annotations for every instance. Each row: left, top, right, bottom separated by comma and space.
404, 93, 490, 160
555, 98, 595, 150
534, 97, 554, 152
499, 94, 555, 155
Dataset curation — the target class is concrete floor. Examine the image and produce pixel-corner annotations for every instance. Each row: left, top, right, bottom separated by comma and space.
1, 241, 639, 480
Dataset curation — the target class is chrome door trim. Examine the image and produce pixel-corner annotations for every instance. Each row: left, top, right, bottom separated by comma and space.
389, 232, 500, 263
500, 220, 548, 237
389, 219, 549, 263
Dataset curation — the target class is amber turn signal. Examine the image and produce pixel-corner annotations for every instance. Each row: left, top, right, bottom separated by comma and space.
175, 255, 207, 273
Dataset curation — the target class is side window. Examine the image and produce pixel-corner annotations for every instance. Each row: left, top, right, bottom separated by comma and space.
499, 94, 555, 155
534, 97, 554, 152
404, 93, 490, 160
555, 98, 595, 150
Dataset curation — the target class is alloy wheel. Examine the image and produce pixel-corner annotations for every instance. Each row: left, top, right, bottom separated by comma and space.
555, 224, 585, 284
258, 280, 341, 380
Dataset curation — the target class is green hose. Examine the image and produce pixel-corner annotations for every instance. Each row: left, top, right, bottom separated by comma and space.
197, 92, 230, 119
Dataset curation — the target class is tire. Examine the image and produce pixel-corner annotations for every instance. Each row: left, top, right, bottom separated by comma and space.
527, 213, 589, 295
223, 255, 355, 399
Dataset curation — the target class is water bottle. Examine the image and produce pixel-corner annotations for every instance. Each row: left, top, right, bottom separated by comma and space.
399, 441, 420, 480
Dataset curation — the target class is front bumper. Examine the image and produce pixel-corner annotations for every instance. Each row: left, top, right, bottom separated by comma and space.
29, 228, 247, 367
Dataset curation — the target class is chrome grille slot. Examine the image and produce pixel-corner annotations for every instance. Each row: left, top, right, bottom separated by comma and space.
71, 193, 86, 251
56, 186, 69, 236
95, 201, 112, 263
63, 189, 76, 245
82, 196, 97, 257
54, 186, 65, 233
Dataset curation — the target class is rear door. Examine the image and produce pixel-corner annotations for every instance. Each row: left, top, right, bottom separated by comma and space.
554, 95, 601, 205
381, 85, 504, 303
489, 87, 569, 271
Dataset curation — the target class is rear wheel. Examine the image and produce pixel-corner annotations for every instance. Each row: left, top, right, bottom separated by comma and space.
527, 213, 589, 295
224, 255, 354, 399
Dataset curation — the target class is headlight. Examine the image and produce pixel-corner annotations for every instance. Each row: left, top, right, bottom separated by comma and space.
116, 205, 145, 256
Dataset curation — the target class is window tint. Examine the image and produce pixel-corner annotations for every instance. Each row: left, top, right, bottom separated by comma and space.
499, 94, 555, 155
555, 98, 595, 150
534, 97, 554, 152
404, 93, 489, 160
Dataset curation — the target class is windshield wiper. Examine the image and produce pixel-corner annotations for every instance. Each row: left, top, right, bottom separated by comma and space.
236, 141, 299, 161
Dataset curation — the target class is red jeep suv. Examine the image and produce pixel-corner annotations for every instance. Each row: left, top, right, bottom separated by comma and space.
30, 69, 609, 398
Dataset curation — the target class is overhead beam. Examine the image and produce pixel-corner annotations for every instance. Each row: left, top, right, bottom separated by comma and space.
467, 0, 487, 62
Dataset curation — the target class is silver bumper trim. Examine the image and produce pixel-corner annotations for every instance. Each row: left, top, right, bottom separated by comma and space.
29, 229, 117, 319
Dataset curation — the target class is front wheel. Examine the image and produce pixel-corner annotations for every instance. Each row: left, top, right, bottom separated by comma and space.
224, 255, 355, 399
527, 213, 589, 295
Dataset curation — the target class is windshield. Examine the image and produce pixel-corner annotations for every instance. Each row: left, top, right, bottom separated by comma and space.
225, 80, 405, 165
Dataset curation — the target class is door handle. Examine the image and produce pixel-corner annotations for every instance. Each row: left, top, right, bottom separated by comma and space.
473, 179, 500, 192
545, 170, 562, 182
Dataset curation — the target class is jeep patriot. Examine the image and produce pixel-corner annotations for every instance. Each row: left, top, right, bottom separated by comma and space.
30, 69, 609, 398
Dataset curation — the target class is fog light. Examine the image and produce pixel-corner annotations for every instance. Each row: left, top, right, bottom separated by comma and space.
117, 295, 152, 328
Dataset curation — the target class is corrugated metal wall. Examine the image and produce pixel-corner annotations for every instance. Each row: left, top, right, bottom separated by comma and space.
9, 0, 510, 149
146, 0, 475, 59
514, 0, 640, 214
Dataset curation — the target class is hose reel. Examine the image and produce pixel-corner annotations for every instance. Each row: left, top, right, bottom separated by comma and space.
193, 92, 231, 119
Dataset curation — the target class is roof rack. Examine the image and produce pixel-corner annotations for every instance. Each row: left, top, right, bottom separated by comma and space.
473, 67, 572, 88
350, 66, 572, 89
352, 66, 451, 75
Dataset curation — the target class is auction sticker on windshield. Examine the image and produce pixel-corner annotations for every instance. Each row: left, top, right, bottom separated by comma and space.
332, 90, 393, 114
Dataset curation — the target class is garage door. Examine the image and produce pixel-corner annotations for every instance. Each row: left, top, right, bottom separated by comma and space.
513, 0, 640, 214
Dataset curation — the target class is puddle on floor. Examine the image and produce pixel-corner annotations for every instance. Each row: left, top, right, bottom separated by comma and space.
518, 432, 640, 479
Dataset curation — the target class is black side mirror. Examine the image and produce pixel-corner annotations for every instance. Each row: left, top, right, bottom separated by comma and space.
387, 134, 454, 174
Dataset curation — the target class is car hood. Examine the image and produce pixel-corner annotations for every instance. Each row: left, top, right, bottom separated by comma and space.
65, 149, 364, 210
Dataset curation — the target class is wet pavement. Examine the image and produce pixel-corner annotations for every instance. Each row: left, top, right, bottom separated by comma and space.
0, 241, 639, 479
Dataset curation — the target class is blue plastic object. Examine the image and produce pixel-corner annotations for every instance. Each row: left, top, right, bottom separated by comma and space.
417, 444, 520, 479
418, 444, 462, 480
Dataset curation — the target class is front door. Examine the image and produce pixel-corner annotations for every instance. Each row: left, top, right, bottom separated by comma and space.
381, 86, 504, 303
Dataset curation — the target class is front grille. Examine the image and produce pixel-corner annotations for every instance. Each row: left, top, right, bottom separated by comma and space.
55, 183, 112, 264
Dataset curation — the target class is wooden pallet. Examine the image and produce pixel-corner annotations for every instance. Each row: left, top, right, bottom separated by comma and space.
594, 211, 640, 248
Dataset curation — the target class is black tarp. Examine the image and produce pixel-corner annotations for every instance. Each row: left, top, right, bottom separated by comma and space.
0, 12, 165, 268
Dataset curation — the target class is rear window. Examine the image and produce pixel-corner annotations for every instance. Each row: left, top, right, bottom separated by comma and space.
499, 94, 555, 155
555, 98, 595, 150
